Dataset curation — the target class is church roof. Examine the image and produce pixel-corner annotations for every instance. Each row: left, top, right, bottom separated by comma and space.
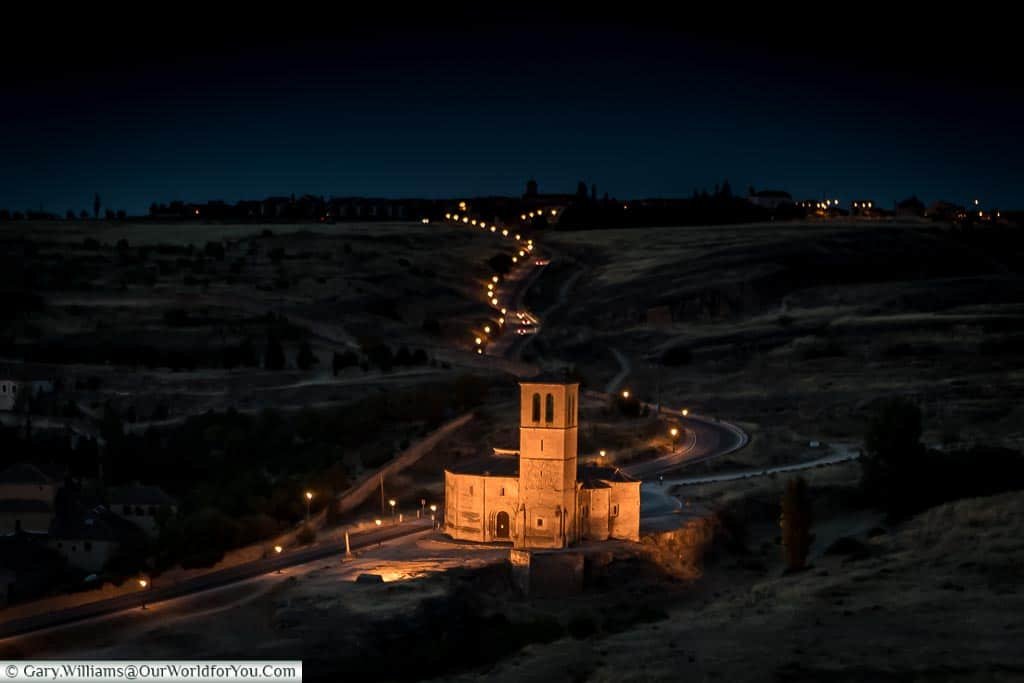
578, 464, 636, 489
446, 455, 520, 477
520, 369, 579, 385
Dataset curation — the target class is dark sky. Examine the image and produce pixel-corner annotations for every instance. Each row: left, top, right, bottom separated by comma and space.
2, 7, 1020, 215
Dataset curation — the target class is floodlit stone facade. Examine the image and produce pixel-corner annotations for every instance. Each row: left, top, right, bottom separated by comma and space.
444, 375, 640, 548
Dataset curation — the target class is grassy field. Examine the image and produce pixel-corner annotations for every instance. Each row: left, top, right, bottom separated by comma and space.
540, 221, 1024, 461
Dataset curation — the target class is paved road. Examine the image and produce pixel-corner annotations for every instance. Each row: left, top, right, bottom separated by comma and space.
0, 519, 432, 640
661, 446, 860, 488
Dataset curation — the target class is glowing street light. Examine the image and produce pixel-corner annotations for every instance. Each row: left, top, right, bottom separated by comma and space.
491, 275, 499, 283
475, 337, 482, 345
599, 449, 607, 458
621, 390, 630, 399
681, 408, 689, 417
491, 297, 499, 306
375, 518, 382, 527
274, 544, 283, 573
389, 498, 397, 521
304, 491, 313, 522
670, 427, 679, 449
483, 325, 491, 334
429, 503, 438, 525
500, 308, 507, 315
139, 577, 151, 610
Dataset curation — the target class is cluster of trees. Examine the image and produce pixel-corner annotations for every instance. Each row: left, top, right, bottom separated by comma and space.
861, 397, 1024, 519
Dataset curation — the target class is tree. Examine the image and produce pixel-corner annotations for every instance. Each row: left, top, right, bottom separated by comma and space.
296, 341, 317, 370
264, 334, 285, 370
861, 397, 926, 516
780, 477, 813, 571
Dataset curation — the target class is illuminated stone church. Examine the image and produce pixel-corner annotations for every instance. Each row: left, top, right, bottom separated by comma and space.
444, 374, 640, 548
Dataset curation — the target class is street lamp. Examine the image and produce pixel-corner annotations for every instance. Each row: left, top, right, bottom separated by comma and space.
305, 491, 313, 523
599, 449, 606, 458
375, 518, 382, 527
429, 503, 438, 525
139, 577, 151, 610
681, 408, 689, 417
621, 390, 630, 399
274, 544, 283, 573
670, 427, 679, 449
388, 498, 397, 522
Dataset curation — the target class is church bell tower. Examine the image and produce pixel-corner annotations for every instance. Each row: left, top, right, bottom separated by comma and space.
516, 374, 580, 548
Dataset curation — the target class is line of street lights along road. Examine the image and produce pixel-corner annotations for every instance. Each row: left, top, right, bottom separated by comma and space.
435, 201, 541, 356
438, 205, 693, 454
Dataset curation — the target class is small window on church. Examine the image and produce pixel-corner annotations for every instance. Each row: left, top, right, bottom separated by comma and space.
611, 504, 619, 517
499, 487, 505, 496
536, 517, 544, 528
545, 393, 554, 422
469, 485, 474, 496
532, 393, 541, 422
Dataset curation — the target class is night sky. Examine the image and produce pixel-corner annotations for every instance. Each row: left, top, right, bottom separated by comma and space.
2, 8, 1020, 216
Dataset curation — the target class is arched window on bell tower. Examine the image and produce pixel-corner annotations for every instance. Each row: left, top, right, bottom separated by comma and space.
532, 393, 541, 422
545, 393, 554, 422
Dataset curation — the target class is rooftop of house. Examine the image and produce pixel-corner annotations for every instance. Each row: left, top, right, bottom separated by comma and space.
107, 484, 177, 507
0, 463, 54, 486
0, 499, 53, 514
49, 505, 146, 543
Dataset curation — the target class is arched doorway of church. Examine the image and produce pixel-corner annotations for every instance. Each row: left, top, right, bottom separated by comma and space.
495, 511, 510, 539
